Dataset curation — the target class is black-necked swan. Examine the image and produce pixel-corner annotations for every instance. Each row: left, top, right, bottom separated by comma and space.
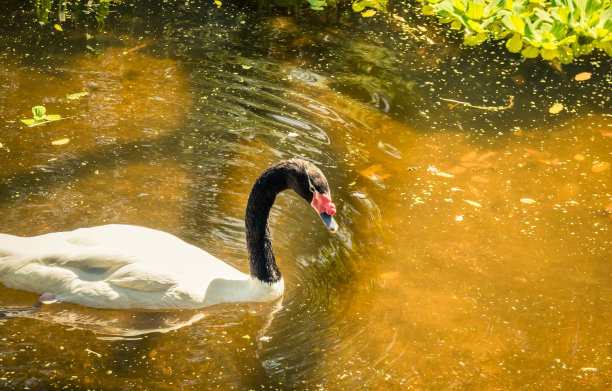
0, 159, 338, 310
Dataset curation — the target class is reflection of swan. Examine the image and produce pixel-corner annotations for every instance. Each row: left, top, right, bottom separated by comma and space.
0, 293, 56, 320
35, 307, 208, 340
0, 159, 338, 310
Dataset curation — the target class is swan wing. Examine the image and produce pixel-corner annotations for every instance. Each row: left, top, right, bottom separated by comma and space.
0, 225, 244, 302
107, 263, 180, 292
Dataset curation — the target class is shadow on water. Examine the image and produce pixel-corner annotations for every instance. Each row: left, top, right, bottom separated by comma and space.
0, 133, 183, 204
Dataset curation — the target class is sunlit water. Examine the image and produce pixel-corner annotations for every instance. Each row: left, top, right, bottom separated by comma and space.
0, 2, 610, 389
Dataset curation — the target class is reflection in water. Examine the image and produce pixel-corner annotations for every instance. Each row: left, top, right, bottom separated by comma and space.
0, 1, 610, 389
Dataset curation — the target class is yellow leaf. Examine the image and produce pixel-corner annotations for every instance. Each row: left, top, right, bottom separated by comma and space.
51, 138, 70, 146
574, 72, 591, 81
362, 9, 377, 17
54, 24, 63, 31
214, 0, 222, 6
392, 14, 406, 23
548, 102, 563, 114
359, 165, 391, 181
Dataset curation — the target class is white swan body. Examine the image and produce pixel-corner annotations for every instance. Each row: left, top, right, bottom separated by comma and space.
0, 159, 337, 310
0, 224, 283, 309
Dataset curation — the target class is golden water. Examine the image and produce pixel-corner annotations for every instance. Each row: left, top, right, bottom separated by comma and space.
0, 3, 610, 389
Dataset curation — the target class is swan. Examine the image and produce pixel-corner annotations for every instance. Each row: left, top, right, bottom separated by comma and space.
0, 159, 338, 310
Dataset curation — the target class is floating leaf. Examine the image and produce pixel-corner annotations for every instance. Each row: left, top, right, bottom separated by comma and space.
51, 138, 70, 146
21, 119, 36, 126
45, 114, 61, 121
54, 24, 63, 31
549, 102, 564, 114
521, 46, 540, 58
427, 165, 455, 178
66, 91, 89, 100
520, 198, 537, 204
214, 0, 222, 7
574, 72, 592, 81
506, 33, 523, 52
464, 200, 482, 208
360, 165, 391, 181
32, 105, 46, 120
591, 161, 610, 173
362, 9, 377, 17
241, 334, 251, 340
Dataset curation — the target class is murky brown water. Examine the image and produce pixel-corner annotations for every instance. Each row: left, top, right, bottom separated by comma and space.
1, 2, 610, 389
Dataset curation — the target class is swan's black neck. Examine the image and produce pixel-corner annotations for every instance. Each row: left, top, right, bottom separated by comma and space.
245, 159, 314, 284
245, 162, 300, 284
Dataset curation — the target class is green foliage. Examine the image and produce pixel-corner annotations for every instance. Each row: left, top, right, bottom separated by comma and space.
352, 0, 388, 12
417, 0, 612, 62
32, 105, 47, 120
21, 106, 61, 127
33, 0, 113, 31
308, 0, 336, 10
305, 0, 387, 12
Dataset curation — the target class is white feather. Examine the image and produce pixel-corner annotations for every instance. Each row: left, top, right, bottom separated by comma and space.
0, 224, 283, 309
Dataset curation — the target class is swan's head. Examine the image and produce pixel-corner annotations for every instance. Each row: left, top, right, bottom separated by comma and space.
287, 160, 338, 233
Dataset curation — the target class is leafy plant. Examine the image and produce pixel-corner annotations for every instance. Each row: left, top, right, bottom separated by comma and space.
418, 0, 612, 62
352, 0, 388, 13
305, 0, 387, 12
33, 0, 113, 31
21, 106, 61, 127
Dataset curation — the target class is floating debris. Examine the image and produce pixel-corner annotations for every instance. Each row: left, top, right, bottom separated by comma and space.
51, 138, 70, 146
549, 102, 564, 114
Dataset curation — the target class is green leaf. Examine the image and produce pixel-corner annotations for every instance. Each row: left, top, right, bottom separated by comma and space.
510, 14, 526, 33
66, 91, 89, 100
535, 8, 554, 23
464, 32, 488, 45
453, 0, 466, 12
32, 105, 46, 120
557, 45, 574, 63
521, 45, 540, 57
506, 33, 524, 52
352, 0, 366, 12
21, 119, 37, 126
422, 4, 435, 14
466, 1, 485, 20
467, 19, 486, 32
45, 114, 61, 121
598, 40, 612, 55
541, 47, 559, 59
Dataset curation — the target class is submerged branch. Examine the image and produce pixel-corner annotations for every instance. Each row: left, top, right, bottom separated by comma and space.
441, 96, 515, 111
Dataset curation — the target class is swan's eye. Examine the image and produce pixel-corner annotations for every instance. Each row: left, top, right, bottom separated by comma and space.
307, 178, 316, 194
